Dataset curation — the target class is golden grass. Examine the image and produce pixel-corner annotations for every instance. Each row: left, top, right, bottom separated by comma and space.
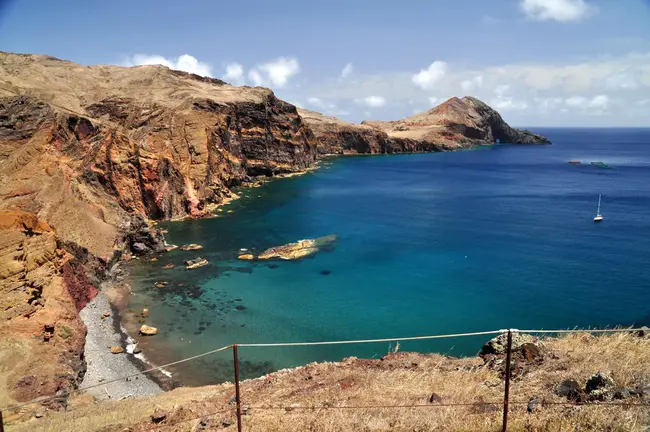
9, 332, 650, 432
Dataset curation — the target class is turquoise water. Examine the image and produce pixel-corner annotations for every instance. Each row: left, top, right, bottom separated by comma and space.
124, 128, 650, 386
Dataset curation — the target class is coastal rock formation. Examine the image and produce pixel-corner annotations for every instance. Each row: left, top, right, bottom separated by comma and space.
258, 235, 338, 260
300, 96, 550, 154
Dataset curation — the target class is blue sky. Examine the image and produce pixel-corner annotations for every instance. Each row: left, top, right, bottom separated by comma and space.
1, 0, 650, 126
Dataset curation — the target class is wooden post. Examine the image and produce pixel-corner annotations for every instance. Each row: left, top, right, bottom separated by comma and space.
233, 344, 243, 432
0, 408, 4, 432
501, 330, 513, 432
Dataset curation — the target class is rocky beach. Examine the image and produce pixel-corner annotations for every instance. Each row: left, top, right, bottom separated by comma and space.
79, 292, 162, 401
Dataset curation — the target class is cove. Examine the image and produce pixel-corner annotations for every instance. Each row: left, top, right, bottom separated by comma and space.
122, 128, 650, 386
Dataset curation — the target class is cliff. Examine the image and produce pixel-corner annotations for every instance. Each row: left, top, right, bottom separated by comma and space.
0, 52, 317, 260
301, 96, 550, 154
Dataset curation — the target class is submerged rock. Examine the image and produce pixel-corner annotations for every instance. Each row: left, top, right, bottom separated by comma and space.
185, 257, 209, 270
162, 263, 174, 269
320, 270, 332, 275
258, 234, 338, 261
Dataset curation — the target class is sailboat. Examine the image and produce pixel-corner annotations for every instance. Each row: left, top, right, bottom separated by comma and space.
594, 194, 603, 223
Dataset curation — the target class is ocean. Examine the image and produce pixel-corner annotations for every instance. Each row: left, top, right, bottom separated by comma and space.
121, 128, 650, 386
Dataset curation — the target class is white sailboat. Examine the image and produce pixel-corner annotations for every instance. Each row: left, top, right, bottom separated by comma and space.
594, 194, 603, 223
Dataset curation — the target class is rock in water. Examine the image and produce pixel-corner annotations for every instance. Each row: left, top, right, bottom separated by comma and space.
238, 253, 255, 260
109, 346, 125, 354
258, 235, 338, 260
185, 257, 209, 269
180, 244, 203, 251
140, 325, 158, 336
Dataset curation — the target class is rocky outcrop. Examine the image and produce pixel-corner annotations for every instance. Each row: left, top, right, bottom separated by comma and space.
300, 97, 550, 154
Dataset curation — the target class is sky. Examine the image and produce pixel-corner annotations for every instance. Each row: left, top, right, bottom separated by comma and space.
1, 0, 650, 127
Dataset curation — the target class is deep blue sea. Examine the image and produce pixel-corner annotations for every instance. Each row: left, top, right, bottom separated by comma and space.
123, 128, 650, 385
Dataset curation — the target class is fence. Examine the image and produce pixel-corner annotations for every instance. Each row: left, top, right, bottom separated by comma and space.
0, 327, 647, 432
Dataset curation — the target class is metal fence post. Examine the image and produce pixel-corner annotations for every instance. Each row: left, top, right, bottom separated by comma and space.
233, 344, 243, 432
501, 329, 513, 432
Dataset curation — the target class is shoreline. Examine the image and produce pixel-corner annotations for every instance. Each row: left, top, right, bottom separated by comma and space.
77, 163, 326, 397
79, 289, 164, 401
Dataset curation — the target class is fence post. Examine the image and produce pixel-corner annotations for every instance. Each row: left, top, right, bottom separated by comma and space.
0, 408, 4, 432
233, 344, 243, 432
501, 329, 513, 432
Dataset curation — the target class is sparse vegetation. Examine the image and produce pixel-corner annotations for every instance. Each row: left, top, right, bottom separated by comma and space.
10, 332, 650, 431
58, 324, 74, 340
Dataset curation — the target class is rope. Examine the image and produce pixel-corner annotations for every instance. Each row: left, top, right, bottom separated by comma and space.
517, 328, 645, 334
247, 400, 650, 410
237, 330, 503, 347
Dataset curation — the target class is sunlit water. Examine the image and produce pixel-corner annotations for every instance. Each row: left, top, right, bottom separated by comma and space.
122, 128, 650, 386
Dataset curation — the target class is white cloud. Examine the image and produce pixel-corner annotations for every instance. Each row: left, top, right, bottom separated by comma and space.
604, 71, 640, 90
356, 96, 386, 107
412, 61, 447, 90
564, 94, 610, 112
248, 69, 264, 86
520, 0, 594, 22
223, 62, 244, 84
306, 97, 350, 116
340, 63, 354, 80
494, 85, 510, 97
428, 97, 439, 106
461, 75, 484, 93
124, 54, 212, 76
248, 57, 300, 88
491, 98, 529, 111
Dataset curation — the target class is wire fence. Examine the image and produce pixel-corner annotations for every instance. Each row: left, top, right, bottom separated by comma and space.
0, 327, 647, 432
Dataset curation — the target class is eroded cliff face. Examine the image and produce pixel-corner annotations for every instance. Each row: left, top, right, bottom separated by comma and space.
300, 97, 550, 154
0, 211, 93, 407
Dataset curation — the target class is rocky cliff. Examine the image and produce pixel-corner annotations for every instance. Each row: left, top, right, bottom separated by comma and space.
301, 96, 550, 154
0, 52, 317, 259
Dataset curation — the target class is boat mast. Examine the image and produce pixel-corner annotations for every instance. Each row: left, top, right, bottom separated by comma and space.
597, 194, 601, 216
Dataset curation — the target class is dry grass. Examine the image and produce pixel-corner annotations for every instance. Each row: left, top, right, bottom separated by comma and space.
9, 332, 650, 432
